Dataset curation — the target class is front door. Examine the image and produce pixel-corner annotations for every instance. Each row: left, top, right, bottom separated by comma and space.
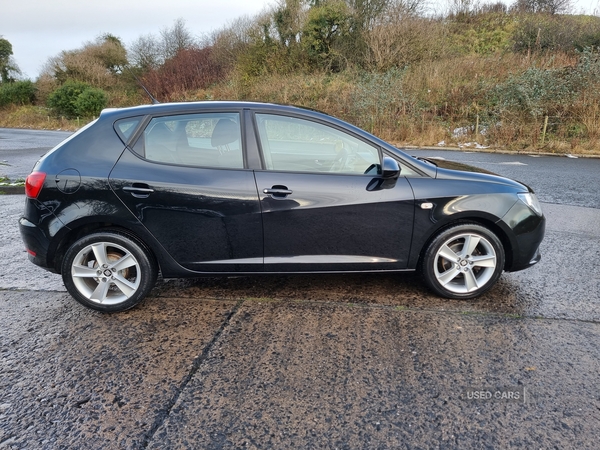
253, 113, 415, 272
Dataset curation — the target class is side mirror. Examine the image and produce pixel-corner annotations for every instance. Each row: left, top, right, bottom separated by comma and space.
382, 156, 400, 179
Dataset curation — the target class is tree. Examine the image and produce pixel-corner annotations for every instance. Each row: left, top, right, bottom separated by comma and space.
41, 35, 128, 88
209, 15, 257, 70
302, 0, 352, 70
160, 18, 198, 60
274, 0, 305, 47
128, 34, 162, 71
347, 0, 390, 31
0, 37, 21, 83
128, 18, 198, 71
90, 34, 128, 74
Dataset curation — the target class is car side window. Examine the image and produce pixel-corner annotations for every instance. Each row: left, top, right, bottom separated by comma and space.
137, 113, 244, 169
114, 117, 142, 143
255, 114, 380, 175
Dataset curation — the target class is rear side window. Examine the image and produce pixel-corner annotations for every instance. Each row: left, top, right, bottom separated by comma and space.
114, 117, 143, 143
135, 113, 244, 169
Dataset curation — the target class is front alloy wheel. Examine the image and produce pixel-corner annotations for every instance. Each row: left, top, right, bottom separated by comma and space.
422, 224, 505, 299
62, 231, 157, 312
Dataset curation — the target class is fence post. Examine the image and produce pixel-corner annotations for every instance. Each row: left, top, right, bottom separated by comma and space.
541, 115, 549, 145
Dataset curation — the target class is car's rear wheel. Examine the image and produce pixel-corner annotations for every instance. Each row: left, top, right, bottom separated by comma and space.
61, 231, 157, 312
421, 223, 505, 299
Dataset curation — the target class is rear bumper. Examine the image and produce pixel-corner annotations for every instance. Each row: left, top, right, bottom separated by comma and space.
19, 217, 57, 272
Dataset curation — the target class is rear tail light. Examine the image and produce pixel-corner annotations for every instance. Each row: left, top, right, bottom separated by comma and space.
25, 172, 46, 198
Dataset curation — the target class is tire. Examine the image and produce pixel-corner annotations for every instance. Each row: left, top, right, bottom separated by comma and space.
61, 231, 158, 312
421, 223, 505, 299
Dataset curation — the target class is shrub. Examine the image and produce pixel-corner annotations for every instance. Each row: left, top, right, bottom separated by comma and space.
351, 68, 407, 134
47, 81, 108, 118
447, 12, 515, 55
365, 18, 447, 70
141, 47, 225, 101
47, 81, 90, 117
512, 14, 600, 53
490, 66, 576, 120
0, 80, 36, 106
74, 87, 108, 117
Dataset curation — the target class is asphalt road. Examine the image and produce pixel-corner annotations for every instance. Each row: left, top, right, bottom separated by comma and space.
0, 128, 72, 180
1, 129, 600, 449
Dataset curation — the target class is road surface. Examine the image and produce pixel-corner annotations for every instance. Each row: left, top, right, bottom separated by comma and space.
1, 129, 599, 449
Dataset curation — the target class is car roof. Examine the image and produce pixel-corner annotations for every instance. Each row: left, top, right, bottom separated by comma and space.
99, 101, 326, 122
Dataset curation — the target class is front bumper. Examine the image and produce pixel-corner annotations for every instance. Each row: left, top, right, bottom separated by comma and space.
500, 201, 546, 272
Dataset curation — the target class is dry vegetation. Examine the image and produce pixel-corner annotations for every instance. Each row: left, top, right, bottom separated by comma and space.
2, 1, 600, 154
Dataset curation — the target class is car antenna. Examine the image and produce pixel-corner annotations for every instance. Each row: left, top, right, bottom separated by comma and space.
123, 65, 160, 105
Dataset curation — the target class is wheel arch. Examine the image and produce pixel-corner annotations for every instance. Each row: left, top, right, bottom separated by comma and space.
415, 217, 514, 272
50, 219, 160, 275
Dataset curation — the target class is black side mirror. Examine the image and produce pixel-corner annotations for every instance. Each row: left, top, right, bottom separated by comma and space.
382, 156, 400, 179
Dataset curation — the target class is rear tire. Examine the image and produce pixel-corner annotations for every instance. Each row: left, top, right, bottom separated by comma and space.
421, 223, 505, 299
61, 231, 157, 312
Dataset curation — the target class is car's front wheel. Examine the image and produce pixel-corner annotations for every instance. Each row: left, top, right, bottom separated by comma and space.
421, 223, 505, 299
61, 231, 157, 312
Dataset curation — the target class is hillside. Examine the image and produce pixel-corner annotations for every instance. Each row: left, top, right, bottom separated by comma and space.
1, 6, 600, 154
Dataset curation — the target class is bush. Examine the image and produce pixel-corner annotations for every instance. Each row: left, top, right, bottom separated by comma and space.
0, 80, 37, 106
351, 68, 407, 134
47, 81, 108, 118
490, 66, 576, 120
141, 47, 225, 101
447, 12, 515, 55
512, 14, 600, 53
74, 87, 108, 117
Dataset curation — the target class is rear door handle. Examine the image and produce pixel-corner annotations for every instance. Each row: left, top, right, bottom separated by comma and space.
123, 184, 154, 198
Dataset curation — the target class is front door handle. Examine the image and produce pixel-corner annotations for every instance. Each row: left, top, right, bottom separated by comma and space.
263, 186, 293, 198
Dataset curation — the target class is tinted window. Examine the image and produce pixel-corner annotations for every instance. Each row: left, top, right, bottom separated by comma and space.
255, 114, 380, 175
115, 117, 142, 142
137, 113, 243, 168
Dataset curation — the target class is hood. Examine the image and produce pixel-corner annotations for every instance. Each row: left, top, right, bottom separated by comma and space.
419, 157, 531, 192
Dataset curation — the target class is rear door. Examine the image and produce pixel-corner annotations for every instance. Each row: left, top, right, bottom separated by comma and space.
109, 111, 263, 273
253, 113, 415, 272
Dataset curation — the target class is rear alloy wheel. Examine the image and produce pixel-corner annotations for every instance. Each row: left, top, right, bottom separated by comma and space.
62, 231, 157, 312
421, 224, 505, 299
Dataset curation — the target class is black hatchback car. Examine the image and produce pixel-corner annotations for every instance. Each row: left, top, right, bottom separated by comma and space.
20, 101, 545, 312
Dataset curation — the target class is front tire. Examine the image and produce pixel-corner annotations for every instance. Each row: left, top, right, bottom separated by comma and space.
421, 224, 505, 299
61, 231, 157, 312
